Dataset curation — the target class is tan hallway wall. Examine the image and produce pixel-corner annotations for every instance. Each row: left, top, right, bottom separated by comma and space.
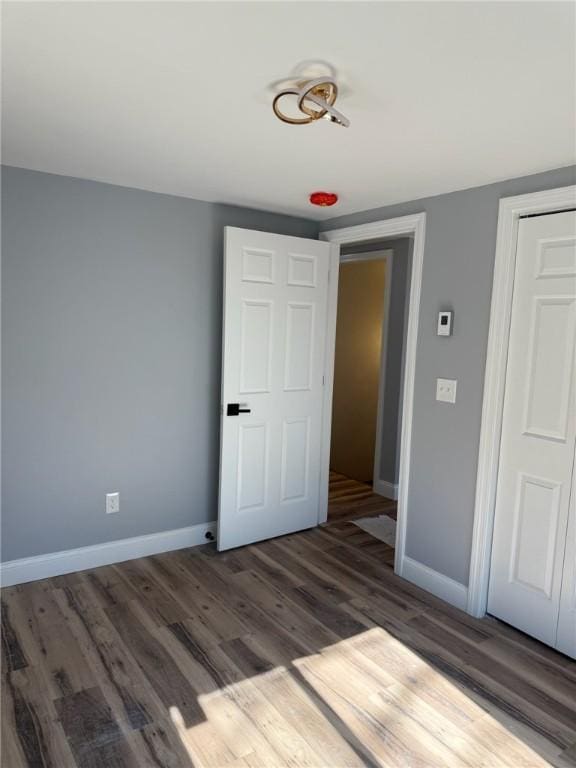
330, 259, 386, 483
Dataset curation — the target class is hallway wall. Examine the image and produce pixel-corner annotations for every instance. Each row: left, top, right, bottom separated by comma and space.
330, 259, 387, 482
341, 239, 412, 492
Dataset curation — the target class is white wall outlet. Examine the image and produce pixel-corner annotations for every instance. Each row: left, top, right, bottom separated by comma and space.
106, 492, 120, 514
436, 378, 457, 404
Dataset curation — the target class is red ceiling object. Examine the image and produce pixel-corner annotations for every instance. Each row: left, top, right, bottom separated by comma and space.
309, 191, 338, 207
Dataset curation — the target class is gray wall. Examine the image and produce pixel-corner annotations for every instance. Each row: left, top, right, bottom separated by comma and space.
341, 238, 412, 488
322, 165, 576, 585
1, 166, 318, 561
4, 164, 576, 581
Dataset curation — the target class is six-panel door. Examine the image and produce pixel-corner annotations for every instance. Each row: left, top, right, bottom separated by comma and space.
218, 227, 332, 551
488, 211, 576, 655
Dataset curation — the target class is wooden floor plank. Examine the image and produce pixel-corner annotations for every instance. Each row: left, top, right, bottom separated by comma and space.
125, 720, 196, 768
253, 539, 355, 603
221, 634, 372, 768
4, 581, 98, 701
6, 667, 78, 768
1, 594, 29, 674
327, 472, 397, 523
53, 583, 161, 734
55, 686, 139, 768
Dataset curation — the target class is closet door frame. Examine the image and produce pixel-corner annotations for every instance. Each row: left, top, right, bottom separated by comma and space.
467, 184, 576, 619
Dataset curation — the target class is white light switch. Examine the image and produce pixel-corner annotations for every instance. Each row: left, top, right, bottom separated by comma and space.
436, 378, 457, 404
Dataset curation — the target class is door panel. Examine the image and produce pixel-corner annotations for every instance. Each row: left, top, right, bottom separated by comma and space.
239, 300, 273, 393
488, 211, 576, 651
509, 473, 561, 597
218, 227, 332, 551
522, 297, 575, 441
238, 423, 268, 512
280, 417, 310, 502
284, 303, 315, 390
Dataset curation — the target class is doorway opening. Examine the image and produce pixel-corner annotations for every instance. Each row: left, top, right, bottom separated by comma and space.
326, 238, 413, 566
217, 214, 425, 582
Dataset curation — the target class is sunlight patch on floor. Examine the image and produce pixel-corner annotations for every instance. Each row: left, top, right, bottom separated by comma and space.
167, 627, 554, 767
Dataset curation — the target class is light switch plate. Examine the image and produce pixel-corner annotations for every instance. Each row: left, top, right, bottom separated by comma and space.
436, 378, 457, 404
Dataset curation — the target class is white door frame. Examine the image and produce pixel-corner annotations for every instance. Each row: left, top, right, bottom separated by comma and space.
319, 213, 426, 576
467, 184, 576, 618
338, 249, 396, 498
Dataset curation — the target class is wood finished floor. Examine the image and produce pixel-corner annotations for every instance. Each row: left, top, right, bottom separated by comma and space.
328, 471, 398, 524
2, 522, 576, 767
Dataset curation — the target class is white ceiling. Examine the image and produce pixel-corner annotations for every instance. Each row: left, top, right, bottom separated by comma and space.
3, 2, 575, 220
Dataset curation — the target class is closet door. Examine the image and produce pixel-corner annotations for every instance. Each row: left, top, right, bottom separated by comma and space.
488, 210, 576, 650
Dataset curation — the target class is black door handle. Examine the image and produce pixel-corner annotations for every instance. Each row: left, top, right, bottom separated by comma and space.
227, 403, 251, 416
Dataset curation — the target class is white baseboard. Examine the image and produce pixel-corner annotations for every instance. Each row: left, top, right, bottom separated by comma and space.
0, 521, 217, 587
373, 479, 398, 500
399, 555, 469, 611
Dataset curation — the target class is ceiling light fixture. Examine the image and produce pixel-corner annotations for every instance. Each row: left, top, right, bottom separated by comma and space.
273, 77, 350, 127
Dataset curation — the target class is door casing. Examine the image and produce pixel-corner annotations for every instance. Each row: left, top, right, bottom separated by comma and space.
320, 213, 427, 578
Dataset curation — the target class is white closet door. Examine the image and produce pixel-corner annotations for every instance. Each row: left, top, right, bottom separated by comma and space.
488, 211, 576, 650
218, 227, 332, 551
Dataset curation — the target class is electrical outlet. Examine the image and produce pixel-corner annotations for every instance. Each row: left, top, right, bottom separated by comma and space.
436, 378, 457, 404
106, 492, 120, 514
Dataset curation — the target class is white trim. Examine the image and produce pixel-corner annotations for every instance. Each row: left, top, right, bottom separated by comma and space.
317, 242, 341, 524
373, 251, 394, 498
0, 521, 217, 587
323, 216, 419, 245
402, 556, 469, 611
339, 249, 393, 264
320, 213, 426, 583
373, 479, 398, 500
467, 184, 576, 618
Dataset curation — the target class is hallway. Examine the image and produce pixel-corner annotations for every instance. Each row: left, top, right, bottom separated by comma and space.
328, 472, 397, 523
326, 472, 398, 570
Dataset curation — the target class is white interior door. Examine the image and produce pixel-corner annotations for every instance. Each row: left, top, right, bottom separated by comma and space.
488, 210, 576, 652
218, 227, 333, 551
